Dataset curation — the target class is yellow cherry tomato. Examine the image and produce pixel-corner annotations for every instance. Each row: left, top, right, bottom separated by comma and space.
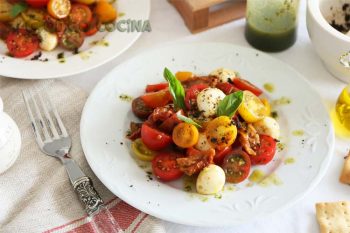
238, 91, 267, 123
261, 98, 271, 116
0, 0, 14, 22
94, 0, 117, 23
205, 116, 237, 150
47, 0, 71, 19
131, 138, 156, 161
172, 122, 199, 148
73, 0, 96, 5
175, 71, 193, 82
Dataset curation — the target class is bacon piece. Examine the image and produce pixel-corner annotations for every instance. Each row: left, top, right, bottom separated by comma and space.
181, 76, 219, 89
126, 122, 142, 140
176, 148, 215, 176
238, 123, 260, 156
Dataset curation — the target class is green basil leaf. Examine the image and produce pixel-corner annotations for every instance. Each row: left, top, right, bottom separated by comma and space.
217, 90, 243, 118
11, 2, 27, 18
163, 67, 186, 110
176, 111, 202, 128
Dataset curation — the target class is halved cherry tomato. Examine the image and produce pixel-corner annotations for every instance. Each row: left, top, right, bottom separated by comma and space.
145, 83, 168, 93
69, 4, 92, 29
172, 122, 199, 148
214, 146, 233, 165
47, 0, 71, 19
141, 90, 172, 109
222, 149, 251, 183
44, 14, 66, 36
233, 78, 263, 96
184, 84, 208, 110
141, 124, 172, 151
84, 14, 101, 36
175, 71, 193, 82
216, 82, 240, 95
152, 152, 184, 181
205, 116, 237, 150
238, 91, 267, 123
94, 0, 117, 23
6, 29, 39, 58
131, 138, 156, 161
158, 110, 182, 134
26, 0, 49, 8
59, 26, 84, 50
249, 135, 276, 165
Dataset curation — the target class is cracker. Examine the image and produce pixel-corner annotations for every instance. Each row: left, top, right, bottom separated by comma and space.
340, 153, 350, 184
316, 201, 350, 233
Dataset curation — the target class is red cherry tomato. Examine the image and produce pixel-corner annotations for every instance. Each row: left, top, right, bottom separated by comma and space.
249, 135, 277, 165
6, 29, 39, 58
141, 90, 172, 109
141, 124, 172, 151
214, 146, 233, 165
233, 78, 263, 96
216, 82, 240, 95
145, 83, 168, 93
26, 0, 49, 8
69, 4, 92, 29
152, 152, 184, 181
184, 84, 208, 110
222, 149, 251, 183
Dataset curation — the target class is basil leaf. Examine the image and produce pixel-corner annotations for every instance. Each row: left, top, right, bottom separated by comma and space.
11, 2, 27, 18
163, 67, 186, 110
217, 91, 243, 118
176, 112, 202, 128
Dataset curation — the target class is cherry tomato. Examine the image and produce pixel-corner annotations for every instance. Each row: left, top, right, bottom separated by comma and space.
69, 4, 92, 29
6, 29, 39, 58
172, 122, 199, 148
175, 71, 193, 82
233, 78, 263, 96
0, 22, 11, 40
145, 83, 168, 93
47, 0, 71, 19
84, 14, 101, 36
222, 149, 251, 183
141, 124, 172, 151
152, 152, 184, 182
214, 146, 233, 165
26, 0, 49, 8
249, 135, 277, 165
59, 26, 85, 50
44, 14, 66, 36
216, 82, 240, 95
94, 0, 117, 23
205, 116, 237, 150
184, 84, 208, 110
141, 90, 172, 109
131, 138, 156, 161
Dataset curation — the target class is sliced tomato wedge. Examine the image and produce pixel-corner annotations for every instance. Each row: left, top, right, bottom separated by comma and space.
141, 124, 172, 151
69, 4, 92, 29
141, 90, 172, 109
216, 82, 240, 95
145, 83, 168, 93
222, 149, 251, 183
214, 146, 233, 165
84, 15, 101, 36
233, 78, 263, 96
249, 135, 277, 165
184, 84, 208, 110
6, 29, 39, 58
152, 152, 184, 181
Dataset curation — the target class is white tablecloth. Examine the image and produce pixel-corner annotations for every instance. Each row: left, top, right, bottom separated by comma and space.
66, 0, 350, 232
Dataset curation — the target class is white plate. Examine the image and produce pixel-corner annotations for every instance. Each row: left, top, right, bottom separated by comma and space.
80, 42, 334, 227
0, 0, 150, 79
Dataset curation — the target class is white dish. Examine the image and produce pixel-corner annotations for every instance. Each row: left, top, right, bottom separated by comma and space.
80, 42, 334, 227
0, 0, 150, 79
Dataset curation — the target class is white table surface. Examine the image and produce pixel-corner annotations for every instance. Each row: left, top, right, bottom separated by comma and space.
67, 0, 350, 232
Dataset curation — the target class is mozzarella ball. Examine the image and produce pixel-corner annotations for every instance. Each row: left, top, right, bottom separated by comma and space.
196, 164, 225, 195
210, 68, 237, 83
197, 88, 226, 118
253, 116, 280, 139
37, 28, 58, 51
195, 133, 212, 151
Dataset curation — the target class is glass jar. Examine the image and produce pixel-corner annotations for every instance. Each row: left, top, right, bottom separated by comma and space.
245, 0, 300, 52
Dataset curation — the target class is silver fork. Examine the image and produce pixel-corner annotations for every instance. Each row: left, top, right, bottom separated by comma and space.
23, 88, 123, 233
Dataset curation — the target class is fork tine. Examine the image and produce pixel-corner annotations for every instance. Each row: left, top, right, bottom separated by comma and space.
37, 90, 60, 139
28, 89, 52, 142
46, 93, 68, 137
22, 90, 44, 147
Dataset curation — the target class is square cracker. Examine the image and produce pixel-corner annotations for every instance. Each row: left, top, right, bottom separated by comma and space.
316, 201, 350, 233
340, 155, 350, 184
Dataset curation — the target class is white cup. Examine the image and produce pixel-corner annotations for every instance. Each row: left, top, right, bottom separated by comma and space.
0, 97, 21, 174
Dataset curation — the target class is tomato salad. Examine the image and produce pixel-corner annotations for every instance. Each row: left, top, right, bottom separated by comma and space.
128, 68, 280, 195
0, 0, 117, 58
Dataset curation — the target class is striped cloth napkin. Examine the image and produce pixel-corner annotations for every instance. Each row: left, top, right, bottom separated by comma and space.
0, 78, 165, 233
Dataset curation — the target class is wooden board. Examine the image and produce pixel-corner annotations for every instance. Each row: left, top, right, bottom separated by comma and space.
170, 0, 246, 33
